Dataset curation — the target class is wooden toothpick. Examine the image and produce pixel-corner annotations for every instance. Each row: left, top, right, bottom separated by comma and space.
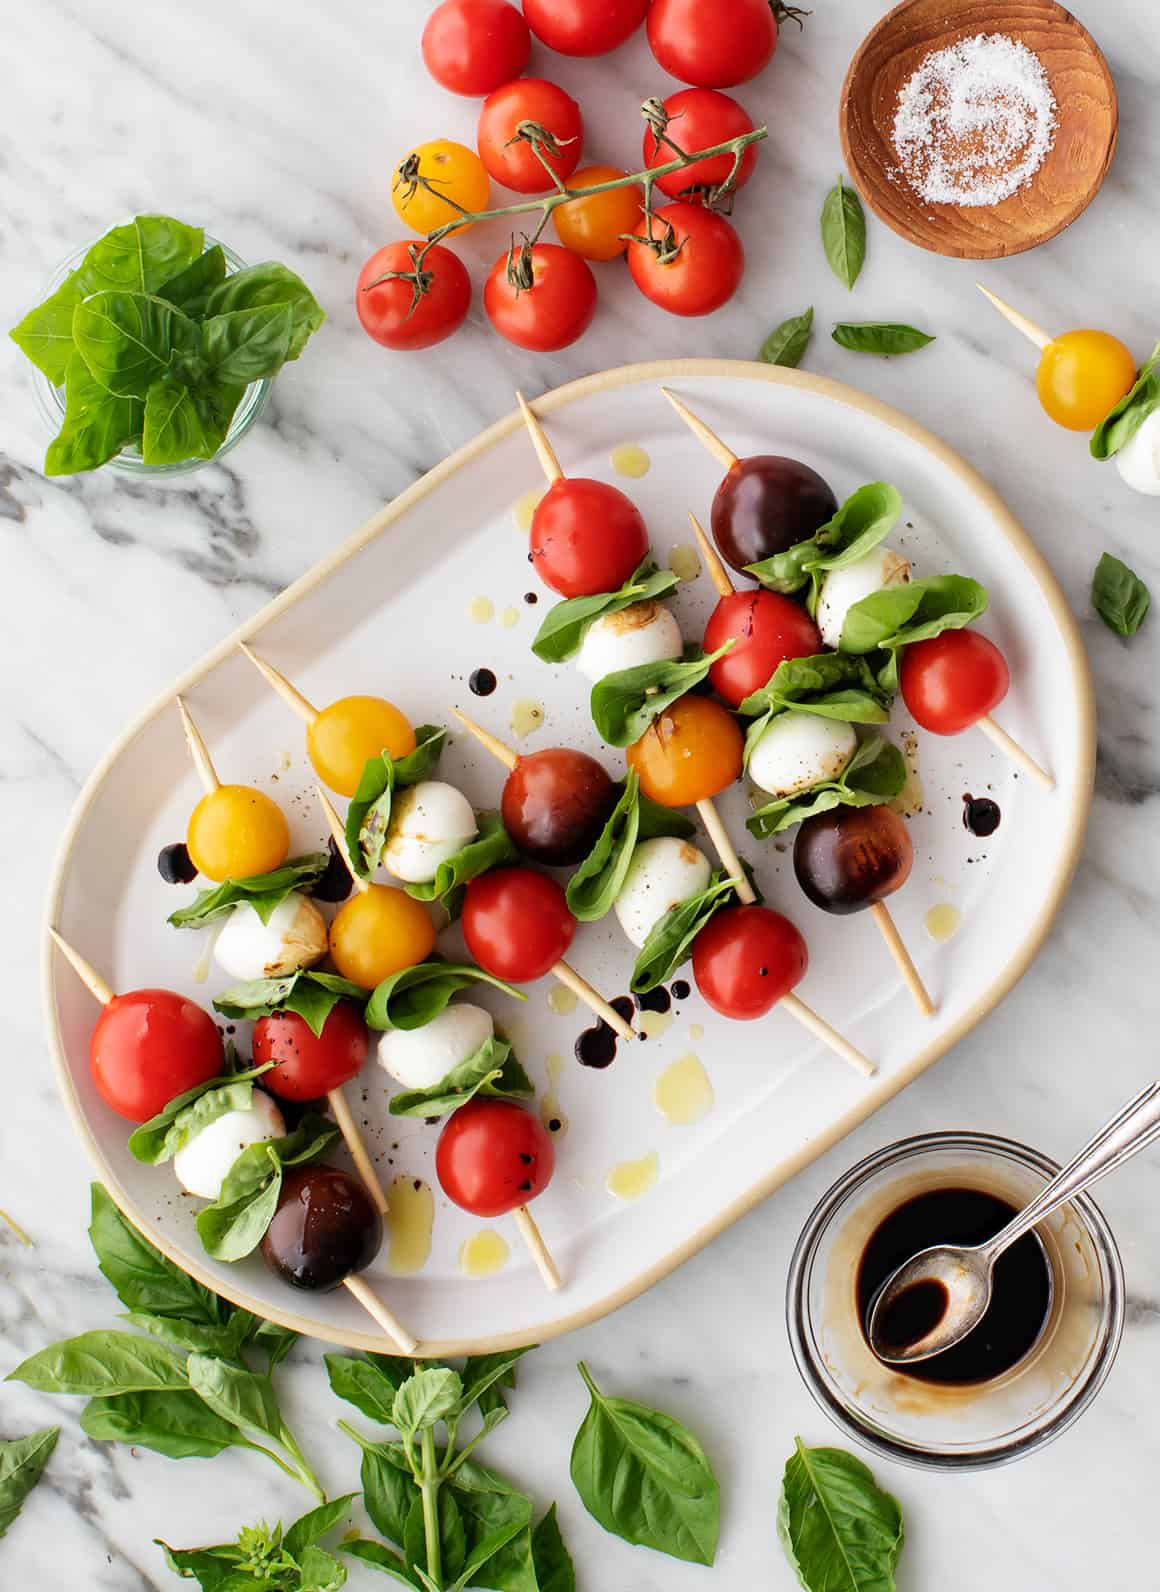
515, 391, 564, 485
778, 992, 875, 1077
176, 697, 221, 794
238, 643, 320, 725
315, 786, 369, 894
870, 902, 936, 1018
512, 1204, 562, 1291
342, 1274, 419, 1353
688, 512, 734, 600
49, 929, 114, 1007
695, 798, 757, 907
976, 285, 1052, 352
451, 707, 518, 771
977, 715, 1054, 790
660, 388, 739, 470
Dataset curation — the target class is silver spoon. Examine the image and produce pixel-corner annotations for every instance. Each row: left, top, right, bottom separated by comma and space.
868, 1082, 1160, 1365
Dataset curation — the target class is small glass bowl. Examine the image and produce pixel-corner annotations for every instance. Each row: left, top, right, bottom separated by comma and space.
786, 1132, 1124, 1471
30, 234, 271, 477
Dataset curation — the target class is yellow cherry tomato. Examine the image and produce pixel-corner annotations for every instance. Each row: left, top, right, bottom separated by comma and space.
392, 140, 490, 236
186, 784, 290, 882
307, 696, 416, 797
1036, 330, 1137, 431
626, 695, 743, 808
553, 166, 643, 262
328, 884, 436, 989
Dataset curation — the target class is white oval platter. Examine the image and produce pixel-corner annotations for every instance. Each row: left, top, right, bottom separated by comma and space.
44, 359, 1095, 1354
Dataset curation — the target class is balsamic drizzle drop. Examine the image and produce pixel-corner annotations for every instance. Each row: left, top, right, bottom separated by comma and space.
962, 793, 1001, 838
469, 668, 497, 697
575, 996, 636, 1068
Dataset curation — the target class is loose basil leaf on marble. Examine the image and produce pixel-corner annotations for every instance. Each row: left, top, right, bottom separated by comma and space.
745, 482, 901, 596
747, 736, 906, 838
9, 270, 90, 384
1092, 551, 1151, 637
366, 961, 525, 1031
759, 306, 814, 369
185, 1354, 284, 1448
392, 1368, 464, 1439
156, 244, 227, 312
213, 970, 367, 1038
127, 1064, 273, 1164
777, 1438, 904, 1592
821, 177, 865, 290
251, 1319, 300, 1371
72, 290, 196, 398
44, 354, 143, 475
201, 303, 294, 385
832, 321, 934, 355
88, 1183, 224, 1325
119, 1311, 250, 1361
0, 1427, 58, 1540
591, 642, 734, 747
80, 215, 205, 296
196, 1113, 339, 1261
404, 811, 517, 912
631, 872, 740, 994
7, 1331, 188, 1396
81, 1388, 245, 1461
1091, 341, 1160, 460
531, 560, 680, 663
345, 726, 446, 878
202, 261, 327, 362
531, 1504, 575, 1592
570, 1362, 720, 1566
840, 575, 988, 689
389, 1036, 534, 1119
168, 852, 330, 928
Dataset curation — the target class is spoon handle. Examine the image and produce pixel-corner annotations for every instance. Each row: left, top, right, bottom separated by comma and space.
980, 1082, 1160, 1262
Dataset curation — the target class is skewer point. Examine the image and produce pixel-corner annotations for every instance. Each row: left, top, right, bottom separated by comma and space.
688, 512, 734, 600
238, 643, 319, 725
49, 929, 115, 1007
513, 1204, 562, 1292
515, 391, 564, 485
315, 786, 368, 892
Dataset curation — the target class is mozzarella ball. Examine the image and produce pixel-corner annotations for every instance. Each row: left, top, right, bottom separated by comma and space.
173, 1090, 285, 1201
1115, 410, 1160, 495
213, 892, 328, 981
614, 836, 713, 949
576, 601, 684, 683
382, 782, 477, 884
749, 714, 857, 798
378, 1002, 494, 1090
816, 545, 912, 649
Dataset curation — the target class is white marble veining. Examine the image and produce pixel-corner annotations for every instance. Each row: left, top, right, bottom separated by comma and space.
2, 1, 1160, 1586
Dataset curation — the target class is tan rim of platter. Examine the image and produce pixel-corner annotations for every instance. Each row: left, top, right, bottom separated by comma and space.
41, 358, 1096, 1355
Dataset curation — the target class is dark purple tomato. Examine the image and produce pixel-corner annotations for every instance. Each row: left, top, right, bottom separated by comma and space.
260, 1165, 382, 1291
711, 455, 838, 572
793, 805, 914, 916
501, 747, 617, 865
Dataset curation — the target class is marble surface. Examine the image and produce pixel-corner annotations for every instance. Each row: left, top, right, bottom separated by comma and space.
3, 1, 1159, 1586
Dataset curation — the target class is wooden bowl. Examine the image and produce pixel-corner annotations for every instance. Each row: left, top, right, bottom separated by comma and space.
839, 0, 1117, 259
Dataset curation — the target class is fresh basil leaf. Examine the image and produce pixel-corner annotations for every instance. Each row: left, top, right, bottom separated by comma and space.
840, 577, 988, 685
821, 177, 865, 290
389, 1036, 533, 1119
155, 1539, 243, 1591
82, 1388, 244, 1461
747, 735, 906, 838
72, 290, 196, 397
200, 303, 294, 385
366, 961, 525, 1032
203, 261, 326, 362
7, 1330, 187, 1396
832, 321, 934, 356
212, 970, 366, 1038
250, 1319, 299, 1371
284, 1493, 360, 1560
591, 643, 733, 747
342, 1539, 420, 1587
531, 1505, 574, 1592
405, 1489, 466, 1585
80, 215, 204, 295
186, 1355, 283, 1449
1092, 551, 1150, 637
745, 482, 901, 596
88, 1183, 223, 1325
325, 1355, 403, 1426
1091, 341, 1160, 459
445, 1468, 536, 1592
449, 1495, 530, 1592
119, 1313, 249, 1361
637, 790, 695, 840
9, 270, 88, 384
195, 1114, 338, 1262
156, 245, 227, 312
630, 872, 739, 994
565, 771, 642, 922
759, 306, 813, 368
392, 1368, 464, 1438
168, 852, 329, 928
345, 726, 447, 878
570, 1362, 720, 1566
127, 1065, 272, 1165
405, 811, 517, 912
0, 1428, 58, 1540
300, 1544, 348, 1591
531, 560, 679, 664
44, 354, 142, 475
141, 375, 223, 465
458, 1349, 534, 1416
350, 1437, 421, 1547
741, 652, 891, 772
777, 1438, 904, 1592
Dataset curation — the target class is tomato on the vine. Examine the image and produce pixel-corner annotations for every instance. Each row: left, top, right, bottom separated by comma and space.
900, 629, 1010, 735
647, 0, 779, 89
461, 867, 576, 982
421, 0, 531, 97
91, 990, 224, 1122
355, 244, 471, 351
692, 905, 808, 1018
530, 477, 648, 596
253, 1002, 369, 1101
483, 244, 597, 352
553, 166, 643, 261
477, 79, 584, 194
704, 590, 821, 707
522, 0, 648, 56
392, 140, 490, 236
626, 203, 744, 317
436, 1098, 555, 1217
643, 89, 758, 198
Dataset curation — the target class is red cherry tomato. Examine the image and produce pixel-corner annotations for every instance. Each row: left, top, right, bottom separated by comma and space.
355, 244, 471, 352
704, 590, 821, 707
252, 1001, 369, 1102
522, 0, 648, 55
900, 630, 1010, 736
626, 203, 744, 317
421, 0, 531, 96
692, 905, 808, 1019
462, 867, 575, 982
530, 477, 649, 596
436, 1098, 555, 1216
90, 990, 223, 1123
477, 79, 583, 194
643, 89, 758, 198
484, 244, 597, 352
647, 0, 778, 88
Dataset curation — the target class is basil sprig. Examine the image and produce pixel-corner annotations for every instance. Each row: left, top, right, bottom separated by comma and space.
404, 810, 517, 913
840, 574, 988, 689
0, 1428, 59, 1542
777, 1438, 904, 1592
531, 559, 679, 663
213, 970, 367, 1038
821, 176, 865, 291
196, 1114, 339, 1262
366, 960, 526, 1031
1092, 551, 1150, 637
566, 771, 694, 923
747, 735, 906, 839
167, 853, 329, 929
745, 482, 902, 600
128, 1063, 275, 1165
631, 872, 741, 994
832, 322, 934, 356
591, 643, 733, 748
740, 652, 892, 771
388, 1035, 535, 1119
1091, 340, 1160, 460
159, 1497, 358, 1592
344, 725, 446, 878
759, 306, 813, 369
